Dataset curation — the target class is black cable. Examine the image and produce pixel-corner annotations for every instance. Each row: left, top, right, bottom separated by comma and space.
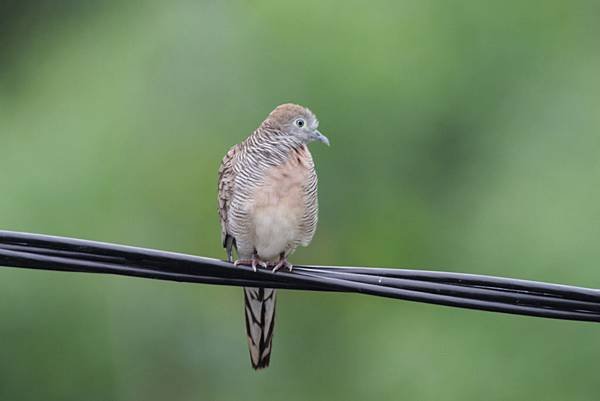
1, 230, 600, 322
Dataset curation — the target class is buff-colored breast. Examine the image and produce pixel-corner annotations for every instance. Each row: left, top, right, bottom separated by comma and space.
250, 148, 311, 260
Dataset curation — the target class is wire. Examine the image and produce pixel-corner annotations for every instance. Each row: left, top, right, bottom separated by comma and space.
1, 230, 600, 322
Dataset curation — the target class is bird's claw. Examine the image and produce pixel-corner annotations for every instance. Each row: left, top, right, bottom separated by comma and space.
233, 259, 252, 268
272, 258, 293, 273
252, 257, 268, 272
234, 255, 268, 272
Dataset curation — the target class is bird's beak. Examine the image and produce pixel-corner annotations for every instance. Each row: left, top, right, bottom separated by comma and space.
313, 130, 330, 146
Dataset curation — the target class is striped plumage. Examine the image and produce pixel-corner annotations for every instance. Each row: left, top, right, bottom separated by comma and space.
217, 103, 328, 369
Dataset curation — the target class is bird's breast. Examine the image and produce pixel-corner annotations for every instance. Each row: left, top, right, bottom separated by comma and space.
250, 147, 312, 260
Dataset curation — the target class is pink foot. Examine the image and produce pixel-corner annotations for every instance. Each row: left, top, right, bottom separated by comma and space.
234, 253, 268, 272
272, 257, 293, 273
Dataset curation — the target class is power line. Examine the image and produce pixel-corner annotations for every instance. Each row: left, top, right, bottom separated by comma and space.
1, 230, 600, 322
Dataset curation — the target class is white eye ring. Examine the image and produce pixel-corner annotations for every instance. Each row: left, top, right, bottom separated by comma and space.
294, 118, 305, 128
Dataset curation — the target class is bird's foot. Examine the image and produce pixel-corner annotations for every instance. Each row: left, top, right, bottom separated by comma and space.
234, 254, 268, 272
272, 257, 293, 273
233, 259, 253, 268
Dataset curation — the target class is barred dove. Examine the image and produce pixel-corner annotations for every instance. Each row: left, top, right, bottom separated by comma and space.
217, 103, 329, 369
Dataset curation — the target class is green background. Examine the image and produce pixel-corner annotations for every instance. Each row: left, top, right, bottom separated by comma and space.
1, 1, 600, 400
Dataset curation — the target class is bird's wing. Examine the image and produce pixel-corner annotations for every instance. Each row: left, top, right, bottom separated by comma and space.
218, 144, 239, 256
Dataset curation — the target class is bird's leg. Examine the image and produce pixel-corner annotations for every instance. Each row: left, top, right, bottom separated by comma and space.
272, 252, 293, 273
234, 250, 268, 272
252, 251, 269, 271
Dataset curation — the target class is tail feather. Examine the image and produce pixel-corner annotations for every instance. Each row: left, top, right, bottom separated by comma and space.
244, 287, 276, 369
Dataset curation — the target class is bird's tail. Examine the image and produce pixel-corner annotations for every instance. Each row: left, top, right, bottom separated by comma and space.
243, 287, 276, 369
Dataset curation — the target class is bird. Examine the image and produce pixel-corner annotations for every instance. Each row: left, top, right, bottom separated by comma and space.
217, 103, 329, 369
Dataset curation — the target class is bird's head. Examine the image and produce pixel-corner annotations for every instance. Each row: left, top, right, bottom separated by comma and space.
265, 103, 330, 146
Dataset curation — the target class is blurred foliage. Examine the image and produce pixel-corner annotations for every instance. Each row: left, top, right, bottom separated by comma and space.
1, 0, 600, 400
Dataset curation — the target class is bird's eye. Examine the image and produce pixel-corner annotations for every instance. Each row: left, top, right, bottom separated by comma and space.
295, 118, 305, 128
